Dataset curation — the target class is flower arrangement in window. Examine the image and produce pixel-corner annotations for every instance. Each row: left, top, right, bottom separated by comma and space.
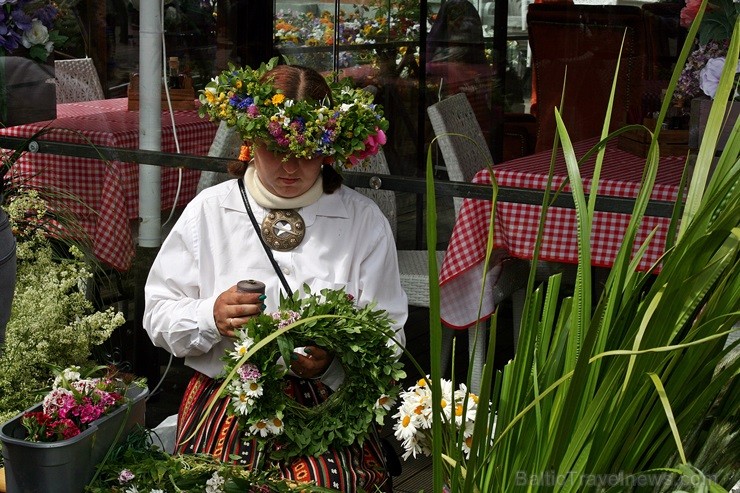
0, 0, 68, 62
673, 0, 739, 107
20, 365, 141, 442
274, 1, 426, 71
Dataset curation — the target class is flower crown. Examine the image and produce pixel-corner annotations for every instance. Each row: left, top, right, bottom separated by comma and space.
198, 58, 389, 168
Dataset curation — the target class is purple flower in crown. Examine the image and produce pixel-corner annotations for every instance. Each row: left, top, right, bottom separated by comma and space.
10, 5, 32, 33
276, 135, 290, 147
233, 95, 254, 111
247, 104, 260, 117
290, 116, 306, 133
272, 310, 301, 328
321, 129, 335, 145
267, 120, 283, 137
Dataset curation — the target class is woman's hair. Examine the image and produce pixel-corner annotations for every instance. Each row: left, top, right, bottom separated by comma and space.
227, 64, 343, 193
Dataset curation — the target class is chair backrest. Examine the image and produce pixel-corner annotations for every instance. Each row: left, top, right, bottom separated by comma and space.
54, 58, 105, 103
427, 92, 494, 214
345, 149, 398, 241
527, 4, 646, 153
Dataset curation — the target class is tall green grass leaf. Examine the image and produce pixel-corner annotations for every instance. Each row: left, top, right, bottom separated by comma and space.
648, 373, 687, 465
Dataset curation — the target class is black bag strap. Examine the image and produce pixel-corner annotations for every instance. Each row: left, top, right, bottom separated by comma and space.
238, 179, 294, 298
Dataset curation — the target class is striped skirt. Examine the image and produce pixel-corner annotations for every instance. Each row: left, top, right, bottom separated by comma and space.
175, 371, 391, 493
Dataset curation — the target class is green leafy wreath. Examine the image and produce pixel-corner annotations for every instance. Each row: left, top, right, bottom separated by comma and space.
214, 285, 406, 459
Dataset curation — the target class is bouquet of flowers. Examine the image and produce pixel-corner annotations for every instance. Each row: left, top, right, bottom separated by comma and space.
0, 0, 68, 62
673, 0, 739, 107
393, 377, 493, 461
20, 365, 139, 442
217, 285, 405, 459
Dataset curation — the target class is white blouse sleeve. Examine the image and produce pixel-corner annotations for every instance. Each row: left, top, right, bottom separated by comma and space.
143, 212, 223, 358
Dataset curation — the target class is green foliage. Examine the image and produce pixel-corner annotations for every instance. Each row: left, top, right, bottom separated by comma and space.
0, 190, 125, 424
214, 284, 406, 460
86, 427, 334, 493
420, 1, 740, 492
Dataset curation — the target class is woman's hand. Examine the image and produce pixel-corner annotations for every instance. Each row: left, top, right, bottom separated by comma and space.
291, 346, 333, 379
213, 285, 266, 338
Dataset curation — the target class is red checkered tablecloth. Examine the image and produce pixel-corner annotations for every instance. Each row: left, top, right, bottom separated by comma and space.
439, 137, 687, 329
1, 98, 218, 271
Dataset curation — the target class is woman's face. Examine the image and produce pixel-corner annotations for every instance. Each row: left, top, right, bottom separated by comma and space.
253, 146, 324, 198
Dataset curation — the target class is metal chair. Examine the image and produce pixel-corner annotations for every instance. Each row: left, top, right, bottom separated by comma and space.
54, 58, 105, 103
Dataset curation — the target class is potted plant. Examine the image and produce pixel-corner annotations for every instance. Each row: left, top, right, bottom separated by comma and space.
0, 366, 147, 493
0, 180, 128, 490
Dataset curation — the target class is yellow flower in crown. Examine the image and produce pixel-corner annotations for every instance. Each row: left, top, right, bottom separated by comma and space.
198, 58, 389, 169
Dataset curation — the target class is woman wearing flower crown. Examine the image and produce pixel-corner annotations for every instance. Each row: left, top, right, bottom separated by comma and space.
143, 60, 407, 492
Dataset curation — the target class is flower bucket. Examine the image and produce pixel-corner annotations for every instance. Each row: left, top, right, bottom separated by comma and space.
0, 384, 148, 493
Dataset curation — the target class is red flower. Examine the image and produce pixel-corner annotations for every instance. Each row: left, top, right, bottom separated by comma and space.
680, 0, 702, 28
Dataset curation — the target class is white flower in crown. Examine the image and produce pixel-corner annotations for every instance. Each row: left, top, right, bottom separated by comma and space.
232, 336, 254, 360
374, 394, 394, 411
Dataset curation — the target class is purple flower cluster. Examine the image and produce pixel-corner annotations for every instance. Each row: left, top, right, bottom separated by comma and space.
0, 0, 58, 57
238, 362, 262, 382
272, 309, 302, 328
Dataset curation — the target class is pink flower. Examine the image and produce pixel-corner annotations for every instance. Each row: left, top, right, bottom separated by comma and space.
347, 128, 387, 167
118, 469, 135, 484
680, 0, 702, 28
238, 363, 262, 382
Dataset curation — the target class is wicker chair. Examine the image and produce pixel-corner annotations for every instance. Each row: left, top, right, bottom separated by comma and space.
346, 150, 446, 308
54, 58, 105, 103
427, 92, 493, 216
428, 92, 531, 392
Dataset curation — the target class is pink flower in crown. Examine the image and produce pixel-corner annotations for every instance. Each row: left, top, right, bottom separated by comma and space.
272, 310, 301, 328
267, 120, 283, 137
347, 128, 387, 167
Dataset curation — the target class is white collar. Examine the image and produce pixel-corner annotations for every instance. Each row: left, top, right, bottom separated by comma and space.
245, 165, 323, 210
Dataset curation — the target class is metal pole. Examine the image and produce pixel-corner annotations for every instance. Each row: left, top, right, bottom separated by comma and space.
138, 0, 163, 248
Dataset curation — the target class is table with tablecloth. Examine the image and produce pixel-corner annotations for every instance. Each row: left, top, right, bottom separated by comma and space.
439, 137, 688, 329
1, 98, 218, 272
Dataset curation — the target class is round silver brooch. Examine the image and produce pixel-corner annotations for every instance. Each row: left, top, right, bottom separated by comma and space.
261, 209, 306, 251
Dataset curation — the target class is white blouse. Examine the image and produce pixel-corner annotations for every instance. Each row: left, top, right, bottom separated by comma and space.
143, 178, 408, 388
